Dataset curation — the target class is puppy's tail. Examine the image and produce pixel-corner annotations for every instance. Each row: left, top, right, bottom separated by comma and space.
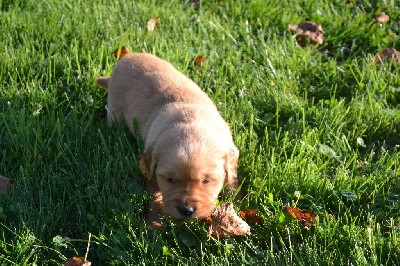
96, 77, 109, 90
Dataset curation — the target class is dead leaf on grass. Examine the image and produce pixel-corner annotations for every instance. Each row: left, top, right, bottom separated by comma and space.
238, 209, 265, 225
147, 17, 160, 31
0, 175, 15, 195
375, 12, 389, 23
64, 234, 92, 266
193, 55, 206, 66
112, 46, 129, 60
374, 48, 400, 65
64, 257, 91, 266
288, 21, 324, 46
282, 206, 318, 229
208, 203, 251, 238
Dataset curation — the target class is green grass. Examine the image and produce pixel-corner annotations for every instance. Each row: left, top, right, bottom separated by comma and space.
1, 0, 400, 264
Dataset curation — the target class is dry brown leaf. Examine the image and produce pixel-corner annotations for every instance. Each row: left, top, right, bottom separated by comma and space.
374, 48, 400, 65
193, 55, 206, 66
0, 175, 15, 195
282, 206, 317, 229
147, 17, 160, 31
64, 257, 91, 266
208, 203, 251, 238
238, 209, 264, 225
288, 21, 324, 46
112, 46, 129, 60
375, 12, 389, 23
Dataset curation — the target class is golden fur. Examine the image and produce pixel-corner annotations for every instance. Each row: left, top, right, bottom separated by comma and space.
96, 53, 238, 227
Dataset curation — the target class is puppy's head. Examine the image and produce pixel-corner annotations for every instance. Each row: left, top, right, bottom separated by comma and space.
140, 136, 238, 220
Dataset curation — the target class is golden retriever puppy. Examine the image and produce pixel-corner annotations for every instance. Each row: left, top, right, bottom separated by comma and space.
96, 52, 239, 227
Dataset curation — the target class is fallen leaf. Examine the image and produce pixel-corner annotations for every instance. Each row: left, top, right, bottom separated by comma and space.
208, 203, 251, 238
375, 12, 389, 23
112, 46, 129, 60
147, 17, 160, 31
374, 48, 400, 65
64, 257, 91, 266
282, 206, 317, 229
238, 209, 264, 225
193, 55, 206, 66
288, 21, 324, 46
0, 175, 15, 195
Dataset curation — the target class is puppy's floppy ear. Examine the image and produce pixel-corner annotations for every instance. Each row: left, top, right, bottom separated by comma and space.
96, 77, 109, 90
139, 151, 156, 181
223, 146, 239, 197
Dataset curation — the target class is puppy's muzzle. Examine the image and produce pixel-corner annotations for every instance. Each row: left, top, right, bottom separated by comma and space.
177, 204, 196, 217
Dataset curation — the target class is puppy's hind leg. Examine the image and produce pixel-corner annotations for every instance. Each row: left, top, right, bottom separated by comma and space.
106, 105, 123, 128
96, 77, 109, 90
96, 76, 116, 126
96, 77, 124, 127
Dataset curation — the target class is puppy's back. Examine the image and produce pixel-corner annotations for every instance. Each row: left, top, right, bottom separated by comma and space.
105, 53, 216, 138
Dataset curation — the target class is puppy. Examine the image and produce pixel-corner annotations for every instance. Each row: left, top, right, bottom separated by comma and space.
96, 52, 239, 227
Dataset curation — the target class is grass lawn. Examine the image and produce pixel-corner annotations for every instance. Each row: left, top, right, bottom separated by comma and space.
1, 0, 400, 264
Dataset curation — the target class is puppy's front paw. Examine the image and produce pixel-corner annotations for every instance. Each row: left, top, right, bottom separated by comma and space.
145, 179, 163, 228
146, 210, 162, 228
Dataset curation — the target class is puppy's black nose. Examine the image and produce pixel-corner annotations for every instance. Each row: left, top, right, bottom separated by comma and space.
177, 204, 196, 217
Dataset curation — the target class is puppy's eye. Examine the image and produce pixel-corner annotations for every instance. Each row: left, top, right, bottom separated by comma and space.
166, 177, 176, 184
202, 179, 211, 184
